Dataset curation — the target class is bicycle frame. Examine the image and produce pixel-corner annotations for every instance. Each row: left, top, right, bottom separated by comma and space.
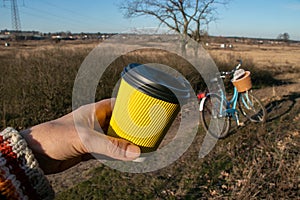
219, 87, 239, 118
207, 87, 239, 123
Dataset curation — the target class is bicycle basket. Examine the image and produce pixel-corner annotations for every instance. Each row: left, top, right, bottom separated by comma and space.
231, 71, 252, 92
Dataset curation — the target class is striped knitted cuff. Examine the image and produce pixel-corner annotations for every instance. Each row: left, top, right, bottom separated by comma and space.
0, 127, 54, 200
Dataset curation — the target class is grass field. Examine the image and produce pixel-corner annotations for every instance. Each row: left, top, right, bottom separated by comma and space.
0, 39, 299, 199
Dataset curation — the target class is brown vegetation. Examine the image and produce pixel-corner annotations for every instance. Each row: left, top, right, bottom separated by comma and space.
0, 39, 299, 199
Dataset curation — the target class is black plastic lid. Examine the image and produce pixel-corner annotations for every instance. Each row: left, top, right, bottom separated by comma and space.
121, 63, 190, 104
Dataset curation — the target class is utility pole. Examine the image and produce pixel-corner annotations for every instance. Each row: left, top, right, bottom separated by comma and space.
3, 0, 21, 31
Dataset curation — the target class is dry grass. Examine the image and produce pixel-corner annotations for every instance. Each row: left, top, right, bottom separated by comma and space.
0, 39, 299, 199
207, 43, 300, 71
0, 43, 94, 129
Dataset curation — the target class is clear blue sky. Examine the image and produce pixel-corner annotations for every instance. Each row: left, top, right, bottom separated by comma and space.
1, 0, 299, 40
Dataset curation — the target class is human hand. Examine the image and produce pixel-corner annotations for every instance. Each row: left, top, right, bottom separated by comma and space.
20, 98, 141, 174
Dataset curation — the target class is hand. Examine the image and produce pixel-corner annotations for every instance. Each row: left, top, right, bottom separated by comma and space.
20, 98, 140, 174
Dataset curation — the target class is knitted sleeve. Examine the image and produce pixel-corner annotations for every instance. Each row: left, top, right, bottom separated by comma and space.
0, 127, 54, 200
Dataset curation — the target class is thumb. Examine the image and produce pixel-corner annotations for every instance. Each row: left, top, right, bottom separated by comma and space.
105, 136, 141, 161
80, 129, 141, 161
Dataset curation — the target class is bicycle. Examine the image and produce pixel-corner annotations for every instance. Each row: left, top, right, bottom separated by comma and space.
198, 60, 267, 138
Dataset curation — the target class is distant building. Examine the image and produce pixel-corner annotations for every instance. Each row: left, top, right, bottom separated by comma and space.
0, 34, 10, 40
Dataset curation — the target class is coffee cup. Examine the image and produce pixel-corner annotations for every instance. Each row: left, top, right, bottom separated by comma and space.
107, 63, 190, 154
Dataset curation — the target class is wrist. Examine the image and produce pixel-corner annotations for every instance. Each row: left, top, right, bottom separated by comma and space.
0, 127, 54, 200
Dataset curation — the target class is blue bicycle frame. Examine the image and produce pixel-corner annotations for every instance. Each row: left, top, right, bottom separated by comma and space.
217, 86, 254, 126
218, 86, 238, 114
211, 84, 252, 126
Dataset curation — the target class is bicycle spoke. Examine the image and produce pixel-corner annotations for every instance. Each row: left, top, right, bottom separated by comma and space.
238, 92, 267, 123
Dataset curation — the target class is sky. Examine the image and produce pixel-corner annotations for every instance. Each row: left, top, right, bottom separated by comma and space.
0, 0, 300, 40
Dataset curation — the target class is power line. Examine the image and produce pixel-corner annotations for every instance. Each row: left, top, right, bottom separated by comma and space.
39, 0, 94, 21
37, 0, 123, 30
3, 0, 21, 31
1, 1, 129, 33
21, 6, 93, 31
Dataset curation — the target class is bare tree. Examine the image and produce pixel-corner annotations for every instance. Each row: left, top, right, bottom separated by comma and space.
277, 32, 290, 42
120, 0, 230, 42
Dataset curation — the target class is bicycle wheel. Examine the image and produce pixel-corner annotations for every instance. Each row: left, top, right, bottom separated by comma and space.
200, 94, 230, 138
238, 91, 267, 123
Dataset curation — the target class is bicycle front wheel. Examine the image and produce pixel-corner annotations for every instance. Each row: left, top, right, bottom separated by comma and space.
238, 91, 267, 123
200, 94, 230, 138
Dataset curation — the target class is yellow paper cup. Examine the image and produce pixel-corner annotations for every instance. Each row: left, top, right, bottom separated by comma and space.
107, 63, 190, 153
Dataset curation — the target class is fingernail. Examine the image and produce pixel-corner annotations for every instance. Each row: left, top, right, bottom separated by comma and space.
126, 144, 141, 159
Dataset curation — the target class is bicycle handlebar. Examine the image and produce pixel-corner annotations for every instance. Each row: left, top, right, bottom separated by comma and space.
219, 60, 242, 78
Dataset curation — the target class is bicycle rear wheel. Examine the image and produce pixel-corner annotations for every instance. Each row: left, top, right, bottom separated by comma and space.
200, 94, 230, 138
238, 91, 267, 123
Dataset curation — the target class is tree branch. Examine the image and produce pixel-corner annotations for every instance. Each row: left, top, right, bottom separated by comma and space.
120, 0, 231, 41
